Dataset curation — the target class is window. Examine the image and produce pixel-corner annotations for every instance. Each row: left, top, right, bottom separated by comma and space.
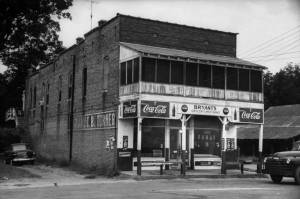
30, 88, 33, 108
142, 57, 156, 82
212, 66, 225, 89
186, 63, 198, 86
239, 69, 250, 91
251, 70, 262, 92
227, 67, 238, 90
120, 62, 126, 85
157, 59, 170, 83
127, 60, 133, 84
170, 61, 183, 84
199, 64, 211, 87
83, 68, 87, 97
133, 58, 139, 83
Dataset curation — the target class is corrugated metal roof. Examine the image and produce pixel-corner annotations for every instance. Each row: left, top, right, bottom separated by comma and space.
237, 127, 300, 139
238, 104, 300, 140
120, 42, 266, 69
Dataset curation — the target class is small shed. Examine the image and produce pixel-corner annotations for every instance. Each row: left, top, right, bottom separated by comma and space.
237, 104, 300, 157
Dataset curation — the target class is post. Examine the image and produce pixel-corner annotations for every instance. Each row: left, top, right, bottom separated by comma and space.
165, 120, 170, 170
220, 117, 227, 174
181, 114, 186, 176
137, 117, 142, 175
257, 124, 263, 173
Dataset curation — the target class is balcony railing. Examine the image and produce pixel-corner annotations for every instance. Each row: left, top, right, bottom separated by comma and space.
120, 82, 263, 102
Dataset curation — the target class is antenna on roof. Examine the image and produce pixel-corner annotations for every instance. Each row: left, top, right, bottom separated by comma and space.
90, 0, 93, 29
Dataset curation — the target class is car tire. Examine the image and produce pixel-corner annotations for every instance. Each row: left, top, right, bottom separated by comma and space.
294, 166, 300, 185
270, 175, 283, 183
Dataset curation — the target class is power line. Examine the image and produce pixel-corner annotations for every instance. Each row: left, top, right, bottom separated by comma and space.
240, 25, 300, 57
241, 30, 300, 58
246, 50, 300, 59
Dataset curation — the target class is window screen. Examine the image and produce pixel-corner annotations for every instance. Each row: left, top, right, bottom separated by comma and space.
120, 62, 126, 85
186, 63, 198, 86
127, 60, 133, 84
133, 58, 139, 83
239, 69, 250, 91
227, 67, 238, 90
157, 59, 170, 83
170, 61, 183, 84
142, 57, 156, 82
212, 66, 225, 89
199, 64, 211, 87
251, 70, 262, 92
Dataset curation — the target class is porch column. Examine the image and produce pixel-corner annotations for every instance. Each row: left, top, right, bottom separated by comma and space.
181, 114, 186, 175
220, 117, 227, 174
165, 120, 170, 169
257, 124, 263, 173
137, 117, 142, 175
189, 118, 195, 169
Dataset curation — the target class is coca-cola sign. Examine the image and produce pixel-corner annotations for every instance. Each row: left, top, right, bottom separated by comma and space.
123, 101, 137, 118
141, 101, 169, 118
239, 108, 263, 124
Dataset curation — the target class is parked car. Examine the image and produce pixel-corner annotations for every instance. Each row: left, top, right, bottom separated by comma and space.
263, 140, 300, 185
193, 154, 221, 169
4, 143, 36, 165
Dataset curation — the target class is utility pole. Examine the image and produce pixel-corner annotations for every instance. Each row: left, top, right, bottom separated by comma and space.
90, 0, 93, 29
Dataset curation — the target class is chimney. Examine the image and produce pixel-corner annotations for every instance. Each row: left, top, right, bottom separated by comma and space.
98, 20, 107, 28
76, 37, 84, 44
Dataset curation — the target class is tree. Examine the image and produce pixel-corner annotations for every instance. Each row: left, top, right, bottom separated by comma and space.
0, 0, 73, 125
264, 63, 300, 110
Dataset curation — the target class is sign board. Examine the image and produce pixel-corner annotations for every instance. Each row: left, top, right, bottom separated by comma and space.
239, 108, 263, 124
74, 111, 116, 129
122, 101, 137, 118
5, 108, 16, 121
141, 101, 169, 118
170, 103, 232, 118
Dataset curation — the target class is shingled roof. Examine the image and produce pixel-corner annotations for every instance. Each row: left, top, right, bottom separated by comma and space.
238, 104, 300, 139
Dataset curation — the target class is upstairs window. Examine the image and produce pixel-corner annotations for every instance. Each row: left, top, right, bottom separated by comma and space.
46, 83, 50, 105
142, 57, 155, 82
199, 64, 211, 88
170, 61, 183, 84
239, 69, 250, 91
186, 63, 198, 86
58, 76, 62, 102
251, 70, 262, 92
127, 60, 133, 84
120, 58, 140, 85
157, 59, 170, 83
133, 58, 139, 83
212, 66, 225, 89
83, 68, 87, 97
120, 62, 126, 85
227, 67, 238, 90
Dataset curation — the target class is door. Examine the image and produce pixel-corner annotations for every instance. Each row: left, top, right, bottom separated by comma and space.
170, 129, 190, 161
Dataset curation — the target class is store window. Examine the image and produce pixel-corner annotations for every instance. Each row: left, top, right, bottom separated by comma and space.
186, 62, 198, 86
199, 64, 211, 88
227, 67, 238, 90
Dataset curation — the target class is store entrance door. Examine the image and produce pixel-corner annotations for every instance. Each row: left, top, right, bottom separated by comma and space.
170, 129, 189, 162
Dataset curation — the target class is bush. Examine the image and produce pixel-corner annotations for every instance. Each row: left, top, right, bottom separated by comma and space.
0, 128, 24, 152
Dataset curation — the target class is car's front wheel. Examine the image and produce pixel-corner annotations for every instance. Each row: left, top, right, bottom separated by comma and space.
294, 166, 300, 185
270, 175, 283, 183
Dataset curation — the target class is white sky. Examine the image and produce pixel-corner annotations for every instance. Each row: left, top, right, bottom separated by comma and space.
1, 0, 299, 74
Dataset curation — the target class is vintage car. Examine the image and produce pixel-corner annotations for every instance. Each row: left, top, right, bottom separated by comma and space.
263, 141, 300, 185
4, 143, 36, 165
193, 154, 221, 169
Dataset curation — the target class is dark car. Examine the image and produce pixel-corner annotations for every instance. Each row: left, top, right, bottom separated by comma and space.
4, 143, 36, 165
263, 141, 300, 185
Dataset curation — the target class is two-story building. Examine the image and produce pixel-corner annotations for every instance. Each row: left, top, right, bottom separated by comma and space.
25, 14, 265, 175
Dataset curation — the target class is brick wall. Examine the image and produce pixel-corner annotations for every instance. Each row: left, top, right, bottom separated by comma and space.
119, 15, 237, 57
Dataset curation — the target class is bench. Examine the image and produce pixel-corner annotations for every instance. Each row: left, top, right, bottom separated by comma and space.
140, 161, 181, 175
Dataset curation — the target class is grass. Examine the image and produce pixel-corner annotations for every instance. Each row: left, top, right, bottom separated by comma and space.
0, 162, 40, 179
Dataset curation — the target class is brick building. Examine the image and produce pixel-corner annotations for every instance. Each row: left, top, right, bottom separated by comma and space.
25, 14, 266, 174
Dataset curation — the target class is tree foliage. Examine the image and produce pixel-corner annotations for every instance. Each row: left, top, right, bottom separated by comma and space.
264, 63, 300, 110
0, 0, 72, 125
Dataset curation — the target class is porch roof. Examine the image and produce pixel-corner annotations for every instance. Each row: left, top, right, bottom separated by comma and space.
120, 42, 266, 69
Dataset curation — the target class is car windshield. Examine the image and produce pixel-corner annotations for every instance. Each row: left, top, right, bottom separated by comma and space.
291, 142, 300, 151
12, 144, 27, 151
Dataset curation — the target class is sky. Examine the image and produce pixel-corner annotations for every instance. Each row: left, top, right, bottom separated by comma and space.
1, 0, 300, 74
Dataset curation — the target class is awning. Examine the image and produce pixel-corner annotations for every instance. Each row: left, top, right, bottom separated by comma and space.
120, 42, 266, 69
237, 127, 300, 140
